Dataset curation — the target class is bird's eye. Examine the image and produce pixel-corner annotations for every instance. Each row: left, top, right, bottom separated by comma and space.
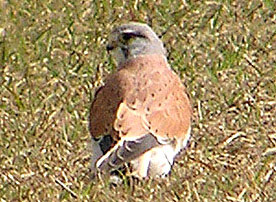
122, 33, 133, 41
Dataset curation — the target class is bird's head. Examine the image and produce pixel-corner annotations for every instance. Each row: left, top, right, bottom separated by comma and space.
107, 22, 166, 66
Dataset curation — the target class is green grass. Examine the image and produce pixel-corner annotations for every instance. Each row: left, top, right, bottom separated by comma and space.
0, 0, 275, 201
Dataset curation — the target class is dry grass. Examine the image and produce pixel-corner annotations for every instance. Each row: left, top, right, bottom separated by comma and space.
0, 0, 275, 201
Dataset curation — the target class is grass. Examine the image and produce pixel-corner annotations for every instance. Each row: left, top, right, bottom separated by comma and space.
0, 0, 275, 201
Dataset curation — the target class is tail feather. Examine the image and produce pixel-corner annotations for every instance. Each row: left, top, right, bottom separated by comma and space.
97, 134, 159, 171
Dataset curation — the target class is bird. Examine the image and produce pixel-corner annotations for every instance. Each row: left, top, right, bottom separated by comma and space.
89, 22, 192, 178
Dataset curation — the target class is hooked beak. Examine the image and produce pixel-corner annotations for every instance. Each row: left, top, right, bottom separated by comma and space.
106, 44, 115, 52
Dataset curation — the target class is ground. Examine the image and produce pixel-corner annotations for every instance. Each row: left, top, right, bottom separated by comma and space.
0, 0, 275, 201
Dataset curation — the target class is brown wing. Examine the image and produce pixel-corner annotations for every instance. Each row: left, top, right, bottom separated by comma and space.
145, 67, 192, 139
89, 69, 132, 140
113, 55, 192, 140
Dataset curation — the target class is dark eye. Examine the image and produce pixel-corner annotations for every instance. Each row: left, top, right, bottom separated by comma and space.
122, 33, 133, 41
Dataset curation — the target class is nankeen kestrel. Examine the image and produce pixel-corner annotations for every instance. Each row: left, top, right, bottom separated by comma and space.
89, 22, 192, 178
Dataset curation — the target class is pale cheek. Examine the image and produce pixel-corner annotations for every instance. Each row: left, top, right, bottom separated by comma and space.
111, 47, 126, 66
